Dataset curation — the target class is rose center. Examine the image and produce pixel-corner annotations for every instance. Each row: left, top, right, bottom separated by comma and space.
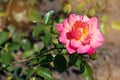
67, 21, 89, 41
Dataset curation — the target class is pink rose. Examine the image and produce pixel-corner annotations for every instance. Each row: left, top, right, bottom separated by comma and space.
56, 14, 104, 55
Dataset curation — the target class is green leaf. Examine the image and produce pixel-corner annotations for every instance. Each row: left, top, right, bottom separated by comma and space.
56, 44, 65, 48
32, 25, 44, 38
43, 28, 52, 47
44, 10, 54, 24
61, 49, 68, 54
97, 0, 102, 7
51, 25, 59, 34
8, 24, 16, 33
90, 53, 98, 60
0, 31, 9, 45
52, 37, 59, 45
100, 23, 108, 34
43, 33, 52, 47
102, 15, 109, 22
23, 50, 33, 58
37, 67, 53, 80
27, 68, 36, 79
14, 67, 22, 77
12, 31, 22, 43
40, 54, 53, 64
38, 56, 46, 63
111, 21, 120, 30
7, 65, 15, 72
88, 8, 96, 17
54, 54, 67, 73
58, 17, 64, 23
1, 51, 13, 65
76, 2, 85, 13
28, 8, 40, 23
29, 59, 38, 66
75, 59, 82, 68
82, 62, 94, 80
8, 42, 20, 51
68, 54, 78, 67
62, 3, 71, 14
40, 47, 48, 55
75, 59, 93, 80
33, 43, 41, 52
21, 39, 32, 50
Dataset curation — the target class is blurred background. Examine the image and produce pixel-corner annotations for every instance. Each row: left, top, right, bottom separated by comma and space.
0, 0, 120, 80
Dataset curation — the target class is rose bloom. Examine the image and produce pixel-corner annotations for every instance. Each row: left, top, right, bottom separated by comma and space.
56, 14, 104, 55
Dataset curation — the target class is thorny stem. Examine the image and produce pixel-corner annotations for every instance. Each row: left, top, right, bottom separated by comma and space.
13, 46, 66, 64
13, 56, 38, 64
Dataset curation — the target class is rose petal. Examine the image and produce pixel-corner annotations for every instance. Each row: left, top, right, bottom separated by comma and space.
56, 24, 63, 32
70, 39, 81, 48
88, 17, 98, 32
63, 19, 69, 27
90, 29, 104, 48
87, 47, 95, 55
77, 44, 90, 54
66, 41, 76, 54
59, 36, 67, 44
69, 14, 80, 27
80, 15, 89, 22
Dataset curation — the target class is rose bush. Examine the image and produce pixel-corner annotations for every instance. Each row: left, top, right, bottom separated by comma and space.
56, 14, 104, 55
0, 0, 107, 80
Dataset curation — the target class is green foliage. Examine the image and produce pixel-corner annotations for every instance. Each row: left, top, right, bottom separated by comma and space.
8, 42, 20, 51
112, 21, 120, 30
27, 68, 36, 79
43, 27, 52, 47
85, 8, 96, 17
28, 8, 41, 23
68, 54, 78, 67
54, 54, 67, 73
76, 2, 86, 13
44, 10, 54, 24
81, 62, 94, 80
12, 30, 22, 43
23, 50, 33, 58
1, 51, 13, 65
21, 39, 32, 50
100, 23, 108, 34
32, 25, 44, 38
90, 53, 98, 60
33, 43, 41, 52
37, 67, 53, 80
8, 24, 16, 33
0, 31, 9, 45
62, 2, 71, 14
75, 59, 94, 80
100, 15, 109, 34
102, 15, 109, 23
